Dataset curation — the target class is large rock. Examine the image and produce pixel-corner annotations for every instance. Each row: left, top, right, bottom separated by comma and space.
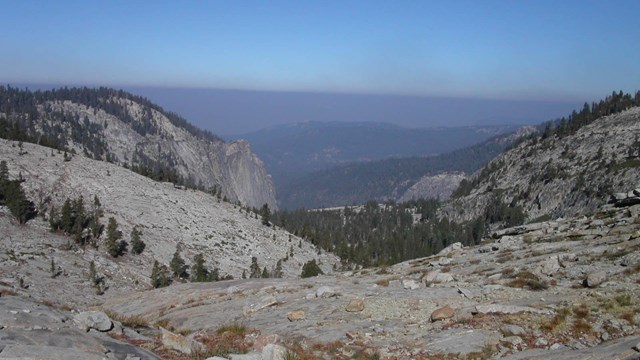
161, 327, 205, 355
316, 286, 337, 298
431, 305, 455, 322
345, 299, 365, 312
74, 311, 113, 332
262, 343, 289, 360
287, 311, 305, 321
538, 256, 561, 276
425, 270, 454, 284
585, 271, 607, 288
402, 278, 421, 290
438, 242, 463, 255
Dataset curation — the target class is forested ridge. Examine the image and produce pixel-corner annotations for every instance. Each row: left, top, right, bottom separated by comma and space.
0, 86, 222, 188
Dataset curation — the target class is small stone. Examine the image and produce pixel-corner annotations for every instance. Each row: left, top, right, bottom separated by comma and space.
431, 305, 455, 322
535, 338, 548, 347
345, 299, 365, 312
633, 342, 640, 352
549, 343, 567, 350
287, 310, 305, 321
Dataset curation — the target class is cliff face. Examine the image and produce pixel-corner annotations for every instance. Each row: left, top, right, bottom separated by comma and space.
0, 87, 277, 209
443, 107, 640, 222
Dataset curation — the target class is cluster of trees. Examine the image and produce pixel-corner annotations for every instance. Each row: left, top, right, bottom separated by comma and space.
273, 195, 525, 268
49, 195, 103, 245
0, 160, 36, 224
151, 245, 232, 288
273, 199, 482, 267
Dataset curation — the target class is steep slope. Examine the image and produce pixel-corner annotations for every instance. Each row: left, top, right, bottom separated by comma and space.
0, 139, 337, 298
444, 106, 640, 222
231, 121, 518, 189
0, 86, 276, 209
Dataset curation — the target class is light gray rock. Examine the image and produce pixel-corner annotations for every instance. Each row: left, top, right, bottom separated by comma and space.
402, 279, 420, 290
438, 242, 463, 255
316, 286, 337, 298
161, 327, 205, 355
425, 271, 454, 284
474, 304, 552, 315
74, 311, 113, 332
538, 256, 561, 276
262, 343, 289, 360
585, 271, 607, 288
230, 353, 263, 360
345, 299, 365, 312
501, 324, 527, 336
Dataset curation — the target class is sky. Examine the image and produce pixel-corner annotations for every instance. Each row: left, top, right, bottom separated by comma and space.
1, 0, 639, 133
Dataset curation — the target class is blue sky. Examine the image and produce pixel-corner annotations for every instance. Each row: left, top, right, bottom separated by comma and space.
2, 0, 638, 101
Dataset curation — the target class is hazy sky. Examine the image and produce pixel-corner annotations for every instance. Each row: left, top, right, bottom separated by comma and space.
2, 0, 639, 101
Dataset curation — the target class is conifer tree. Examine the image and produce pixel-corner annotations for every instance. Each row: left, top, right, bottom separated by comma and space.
105, 217, 126, 257
130, 226, 145, 254
249, 256, 261, 278
170, 245, 188, 279
190, 253, 209, 282
151, 260, 171, 288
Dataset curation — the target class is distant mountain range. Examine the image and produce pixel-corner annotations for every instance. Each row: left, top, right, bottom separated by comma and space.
230, 121, 520, 202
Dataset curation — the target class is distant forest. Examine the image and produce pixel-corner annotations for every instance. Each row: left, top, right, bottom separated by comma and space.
278, 135, 510, 209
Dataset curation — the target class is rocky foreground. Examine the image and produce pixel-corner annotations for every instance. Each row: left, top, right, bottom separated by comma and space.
2, 198, 640, 359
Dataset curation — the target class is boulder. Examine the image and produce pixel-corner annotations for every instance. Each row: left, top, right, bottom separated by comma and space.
345, 299, 365, 312
585, 271, 607, 288
402, 278, 420, 290
316, 286, 337, 298
287, 311, 305, 322
501, 324, 527, 336
538, 256, 561, 276
438, 242, 463, 255
74, 311, 113, 332
161, 327, 205, 355
253, 334, 280, 352
425, 271, 454, 284
262, 343, 289, 360
430, 305, 455, 322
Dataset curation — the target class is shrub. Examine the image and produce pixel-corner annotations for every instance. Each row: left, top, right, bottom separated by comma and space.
301, 259, 323, 278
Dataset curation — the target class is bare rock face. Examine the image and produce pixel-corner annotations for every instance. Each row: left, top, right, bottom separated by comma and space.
443, 107, 640, 222
25, 93, 277, 209
399, 172, 466, 202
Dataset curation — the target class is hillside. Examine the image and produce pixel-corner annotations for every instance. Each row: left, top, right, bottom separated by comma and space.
443, 105, 640, 223
231, 122, 518, 191
278, 128, 531, 209
0, 138, 338, 302
0, 86, 276, 209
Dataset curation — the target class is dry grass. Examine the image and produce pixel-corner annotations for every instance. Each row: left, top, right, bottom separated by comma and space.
215, 323, 247, 336
572, 304, 589, 319
506, 270, 549, 291
619, 311, 635, 323
0, 287, 18, 297
571, 319, 592, 336
541, 307, 570, 333
104, 310, 149, 328
623, 262, 640, 275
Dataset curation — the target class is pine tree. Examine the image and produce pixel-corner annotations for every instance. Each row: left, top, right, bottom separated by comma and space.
273, 259, 284, 278
260, 203, 271, 226
301, 259, 323, 278
105, 217, 126, 257
130, 226, 145, 254
151, 260, 171, 288
190, 253, 209, 282
249, 256, 261, 278
261, 266, 270, 278
170, 245, 188, 279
